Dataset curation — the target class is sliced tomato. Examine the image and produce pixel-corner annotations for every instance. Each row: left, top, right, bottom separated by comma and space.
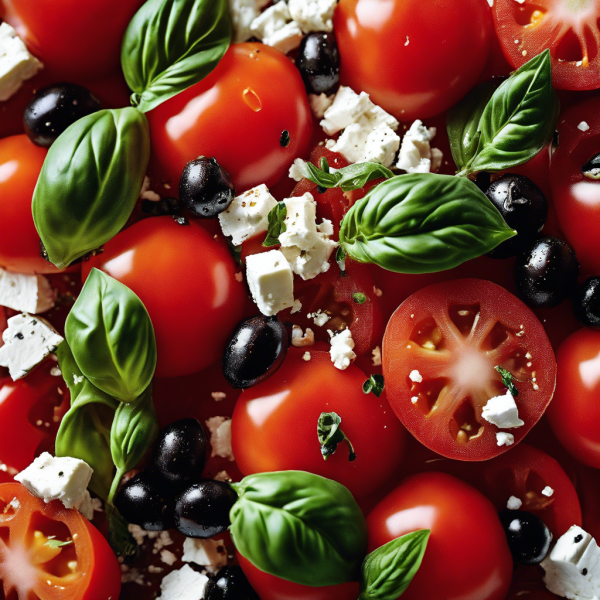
383, 279, 556, 460
0, 482, 121, 600
493, 0, 600, 90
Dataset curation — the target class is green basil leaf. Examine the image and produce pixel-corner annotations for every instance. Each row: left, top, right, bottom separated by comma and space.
301, 161, 394, 192
121, 0, 231, 113
495, 365, 519, 397
363, 374, 385, 398
66, 269, 157, 403
317, 412, 356, 462
359, 530, 430, 600
230, 471, 367, 586
106, 502, 139, 559
32, 108, 150, 268
262, 202, 287, 247
339, 174, 516, 274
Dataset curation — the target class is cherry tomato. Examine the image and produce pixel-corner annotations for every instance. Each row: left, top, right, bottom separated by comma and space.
573, 463, 600, 542
232, 349, 406, 499
505, 565, 560, 600
334, 0, 493, 120
493, 0, 600, 91
82, 216, 246, 378
367, 472, 513, 600
383, 279, 556, 460
0, 482, 121, 600
547, 328, 600, 468
148, 43, 313, 193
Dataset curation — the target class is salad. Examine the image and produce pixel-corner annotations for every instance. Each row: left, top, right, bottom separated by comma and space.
0, 0, 599, 599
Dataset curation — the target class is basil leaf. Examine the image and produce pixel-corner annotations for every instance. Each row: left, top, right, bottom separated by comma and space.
363, 375, 385, 398
317, 412, 356, 462
359, 530, 430, 600
301, 161, 394, 192
230, 471, 367, 586
495, 365, 519, 397
339, 174, 516, 274
121, 0, 231, 113
66, 269, 157, 403
262, 202, 287, 247
106, 502, 139, 559
32, 108, 150, 268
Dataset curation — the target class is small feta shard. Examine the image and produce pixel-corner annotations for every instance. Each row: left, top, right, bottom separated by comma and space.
309, 93, 335, 119
372, 346, 382, 367
15, 452, 93, 513
578, 121, 591, 132
303, 351, 311, 361
182, 538, 228, 574
0, 313, 64, 380
211, 391, 227, 402
78, 491, 94, 520
290, 299, 302, 314
161, 550, 177, 566
541, 526, 600, 600
542, 486, 554, 497
291, 325, 315, 347
288, 0, 337, 32
205, 417, 234, 461
482, 391, 525, 429
267, 21, 304, 54
214, 470, 232, 482
289, 158, 308, 182
397, 120, 438, 173
507, 496, 523, 510
229, 0, 269, 43
411, 396, 419, 404
0, 23, 43, 101
246, 250, 295, 316
329, 329, 356, 370
509, 519, 522, 532
308, 309, 331, 327
321, 87, 378, 135
140, 176, 161, 202
0, 268, 55, 314
218, 184, 277, 246
409, 370, 423, 383
250, 2, 303, 54
496, 432, 515, 447
158, 564, 209, 600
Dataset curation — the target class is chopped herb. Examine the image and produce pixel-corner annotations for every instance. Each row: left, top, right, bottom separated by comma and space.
228, 241, 242, 266
262, 202, 287, 247
298, 160, 394, 192
363, 374, 385, 398
495, 365, 519, 397
336, 246, 347, 277
45, 537, 73, 549
317, 412, 356, 462
352, 293, 367, 304
280, 130, 290, 147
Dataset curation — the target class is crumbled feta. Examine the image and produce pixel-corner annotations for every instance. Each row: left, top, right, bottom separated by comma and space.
182, 538, 228, 574
496, 432, 515, 447
0, 306, 6, 349
290, 299, 302, 314
309, 93, 335, 119
409, 370, 423, 383
0, 268, 55, 314
329, 329, 356, 370
158, 564, 209, 600
372, 346, 382, 366
15, 452, 92, 513
541, 526, 600, 600
308, 309, 331, 327
0, 23, 43, 101
161, 550, 177, 566
246, 250, 295, 316
218, 184, 278, 246
0, 313, 64, 380
78, 491, 94, 520
288, 0, 337, 33
507, 496, 523, 510
291, 325, 315, 347
397, 120, 438, 173
411, 396, 419, 404
578, 121, 590, 132
482, 391, 525, 429
250, 2, 303, 54
213, 470, 231, 482
211, 391, 227, 402
542, 486, 555, 497
205, 417, 234, 461
140, 176, 161, 202
289, 158, 308, 182
431, 147, 444, 173
228, 0, 269, 43
302, 351, 311, 361
509, 519, 522, 532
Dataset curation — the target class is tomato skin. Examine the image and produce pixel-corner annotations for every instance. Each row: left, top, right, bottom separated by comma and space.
82, 217, 246, 378
148, 43, 313, 193
334, 0, 493, 120
232, 349, 406, 499
367, 472, 513, 600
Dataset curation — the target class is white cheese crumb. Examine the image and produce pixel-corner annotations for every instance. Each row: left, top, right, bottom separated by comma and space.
288, 0, 337, 33
289, 158, 308, 182
309, 93, 335, 119
329, 329, 356, 370
542, 486, 555, 497
246, 250, 295, 316
205, 417, 234, 461
411, 396, 419, 404
140, 176, 161, 202
497, 432, 515, 447
160, 550, 177, 566
578, 121, 590, 132
373, 286, 383, 297
507, 496, 523, 510
308, 309, 331, 327
371, 346, 382, 366
397, 120, 438, 173
509, 519, 522, 532
182, 538, 228, 574
211, 391, 227, 402
302, 351, 311, 361
0, 268, 56, 314
213, 471, 231, 483
157, 564, 209, 600
7, 497, 20, 510
250, 3, 302, 54
228, 0, 268, 43
409, 370, 423, 383
482, 391, 525, 429
291, 325, 315, 347
290, 299, 303, 314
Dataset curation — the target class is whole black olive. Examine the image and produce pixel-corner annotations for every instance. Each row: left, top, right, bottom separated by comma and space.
205, 566, 260, 600
141, 197, 181, 217
114, 471, 175, 531
23, 83, 101, 147
499, 510, 552, 565
223, 315, 288, 389
179, 157, 235, 218
174, 480, 237, 538
150, 419, 208, 486
296, 32, 340, 96
484, 174, 547, 259
573, 277, 600, 326
515, 237, 579, 308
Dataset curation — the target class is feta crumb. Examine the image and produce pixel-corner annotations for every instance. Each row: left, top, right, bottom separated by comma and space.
158, 564, 209, 600
302, 351, 311, 361
160, 550, 177, 566
542, 486, 554, 497
140, 176, 161, 202
211, 391, 227, 402
372, 346, 382, 366
0, 268, 56, 314
309, 93, 335, 119
289, 158, 308, 182
213, 470, 231, 482
308, 309, 331, 327
290, 299, 302, 314
409, 370, 423, 383
234, 272, 243, 283
578, 121, 590, 132
250, 3, 302, 54
329, 329, 356, 370
205, 417, 234, 461
291, 325, 315, 347
228, 0, 266, 43
288, 0, 337, 33
411, 396, 419, 404
496, 432, 515, 447
182, 538, 228, 574
246, 250, 295, 316
507, 496, 523, 510
373, 286, 383, 297
397, 120, 438, 173
482, 391, 525, 429
509, 519, 522, 532
7, 497, 20, 510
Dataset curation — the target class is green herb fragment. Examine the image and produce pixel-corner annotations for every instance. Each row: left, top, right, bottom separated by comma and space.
300, 160, 394, 192
363, 375, 385, 398
353, 293, 367, 304
317, 412, 356, 462
280, 130, 290, 147
45, 537, 74, 549
262, 202, 287, 247
495, 365, 519, 397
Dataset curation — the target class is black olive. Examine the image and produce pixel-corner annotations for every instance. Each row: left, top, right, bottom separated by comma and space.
23, 83, 101, 147
141, 197, 181, 217
179, 157, 235, 218
150, 419, 208, 486
484, 174, 547, 259
515, 237, 579, 308
174, 480, 237, 538
205, 566, 260, 600
499, 510, 552, 565
296, 32, 340, 96
114, 471, 175, 531
582, 152, 600, 180
573, 277, 600, 326
223, 315, 288, 389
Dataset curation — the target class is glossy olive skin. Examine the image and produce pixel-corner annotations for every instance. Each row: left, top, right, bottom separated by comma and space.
141, 196, 181, 217
115, 472, 175, 531
485, 174, 548, 259
515, 237, 579, 308
223, 315, 288, 389
205, 566, 260, 600
499, 510, 552, 565
151, 418, 208, 486
295, 32, 340, 95
573, 277, 600, 327
23, 83, 101, 147
179, 157, 235, 218
174, 480, 238, 538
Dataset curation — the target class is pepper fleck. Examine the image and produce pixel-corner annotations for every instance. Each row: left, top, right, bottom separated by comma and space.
280, 130, 290, 147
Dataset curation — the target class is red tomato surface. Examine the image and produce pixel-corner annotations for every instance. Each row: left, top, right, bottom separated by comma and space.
0, 482, 121, 600
334, 0, 493, 120
148, 43, 313, 194
367, 472, 513, 600
493, 0, 600, 91
232, 349, 406, 499
82, 217, 246, 378
383, 279, 556, 460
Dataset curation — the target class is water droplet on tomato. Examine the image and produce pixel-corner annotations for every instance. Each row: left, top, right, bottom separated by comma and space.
242, 87, 262, 112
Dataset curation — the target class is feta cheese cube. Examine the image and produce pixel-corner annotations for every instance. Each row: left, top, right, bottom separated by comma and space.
250, 2, 303, 53
362, 125, 400, 167
321, 87, 374, 135
205, 416, 235, 461
397, 120, 437, 173
496, 432, 515, 446
288, 0, 337, 33
309, 93, 335, 119
329, 329, 356, 370
78, 491, 94, 520
218, 184, 278, 246
158, 564, 209, 600
182, 538, 228, 573
0, 23, 43, 102
280, 193, 319, 247
578, 121, 590, 132
542, 486, 554, 497
246, 250, 295, 316
0, 313, 64, 380
266, 21, 303, 54
482, 391, 524, 429
0, 268, 56, 314
15, 452, 93, 512
229, 0, 266, 43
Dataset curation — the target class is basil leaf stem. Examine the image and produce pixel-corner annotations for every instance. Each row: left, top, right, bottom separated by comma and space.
495, 366, 519, 397
317, 412, 356, 462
